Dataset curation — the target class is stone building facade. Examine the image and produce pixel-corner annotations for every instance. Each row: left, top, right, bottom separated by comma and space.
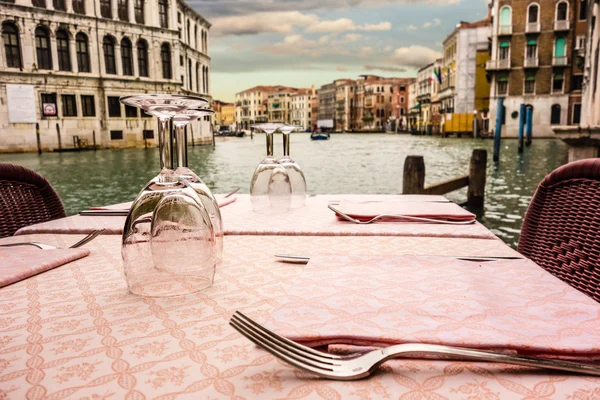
317, 82, 335, 130
488, 0, 576, 137
0, 0, 212, 152
290, 87, 315, 130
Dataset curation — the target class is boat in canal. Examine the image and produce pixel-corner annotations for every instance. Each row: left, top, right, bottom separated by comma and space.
311, 132, 330, 140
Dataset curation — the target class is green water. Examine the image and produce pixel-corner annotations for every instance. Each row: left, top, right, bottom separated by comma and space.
0, 133, 568, 247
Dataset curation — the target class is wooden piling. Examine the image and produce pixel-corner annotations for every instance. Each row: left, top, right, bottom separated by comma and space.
56, 123, 62, 151
402, 156, 425, 194
35, 123, 41, 154
518, 104, 525, 153
493, 98, 504, 162
93, 130, 97, 150
467, 149, 487, 206
402, 149, 487, 206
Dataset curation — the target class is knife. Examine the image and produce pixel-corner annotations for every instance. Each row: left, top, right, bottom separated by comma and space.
274, 254, 524, 264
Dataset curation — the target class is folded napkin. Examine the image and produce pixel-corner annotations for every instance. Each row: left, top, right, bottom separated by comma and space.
332, 200, 476, 222
266, 254, 600, 359
0, 247, 90, 288
91, 195, 237, 211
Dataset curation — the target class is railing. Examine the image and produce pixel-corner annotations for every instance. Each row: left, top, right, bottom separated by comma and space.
403, 149, 487, 206
553, 56, 568, 66
524, 57, 539, 68
554, 20, 570, 31
498, 24, 512, 35
486, 59, 511, 70
526, 22, 540, 33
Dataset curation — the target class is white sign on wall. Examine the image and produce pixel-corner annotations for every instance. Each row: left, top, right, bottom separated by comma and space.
6, 84, 37, 123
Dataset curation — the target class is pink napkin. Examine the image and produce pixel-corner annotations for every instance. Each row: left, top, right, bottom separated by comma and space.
0, 247, 90, 288
266, 254, 600, 359
90, 195, 237, 211
332, 200, 476, 222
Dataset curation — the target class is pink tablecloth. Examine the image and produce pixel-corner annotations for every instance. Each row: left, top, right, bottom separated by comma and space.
267, 254, 600, 359
0, 234, 596, 399
17, 195, 496, 239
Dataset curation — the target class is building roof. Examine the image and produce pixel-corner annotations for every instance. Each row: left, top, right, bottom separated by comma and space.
238, 85, 298, 94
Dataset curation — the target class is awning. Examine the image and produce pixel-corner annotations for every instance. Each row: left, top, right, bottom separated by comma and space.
411, 103, 422, 110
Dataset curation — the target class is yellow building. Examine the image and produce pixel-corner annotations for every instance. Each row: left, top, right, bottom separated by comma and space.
221, 103, 235, 126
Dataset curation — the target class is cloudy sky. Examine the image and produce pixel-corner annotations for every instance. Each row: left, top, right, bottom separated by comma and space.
189, 0, 490, 101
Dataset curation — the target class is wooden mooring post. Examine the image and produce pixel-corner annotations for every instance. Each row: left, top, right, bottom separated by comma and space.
402, 149, 487, 206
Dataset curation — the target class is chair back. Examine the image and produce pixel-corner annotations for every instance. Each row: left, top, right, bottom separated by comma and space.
0, 163, 66, 238
518, 158, 600, 302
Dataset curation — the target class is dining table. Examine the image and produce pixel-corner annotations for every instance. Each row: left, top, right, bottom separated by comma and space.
1, 194, 598, 399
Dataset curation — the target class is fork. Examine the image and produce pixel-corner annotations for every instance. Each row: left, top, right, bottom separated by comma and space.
229, 311, 600, 379
0, 229, 105, 250
328, 205, 476, 225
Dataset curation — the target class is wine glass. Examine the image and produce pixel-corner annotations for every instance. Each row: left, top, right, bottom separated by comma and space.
172, 108, 223, 263
250, 123, 291, 213
119, 94, 217, 297
278, 125, 307, 208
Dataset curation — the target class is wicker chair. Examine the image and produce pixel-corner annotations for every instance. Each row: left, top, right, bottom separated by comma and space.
0, 163, 66, 238
518, 158, 600, 302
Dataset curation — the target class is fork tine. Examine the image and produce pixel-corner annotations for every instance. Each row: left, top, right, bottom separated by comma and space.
229, 318, 339, 377
70, 229, 105, 248
234, 311, 342, 360
230, 315, 340, 367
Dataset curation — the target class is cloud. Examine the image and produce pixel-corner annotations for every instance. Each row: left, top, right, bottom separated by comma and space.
344, 33, 361, 42
403, 17, 441, 30
193, 0, 462, 17
360, 46, 373, 57
211, 11, 318, 36
336, 66, 348, 71
364, 65, 408, 72
390, 45, 442, 67
257, 34, 349, 57
306, 18, 391, 33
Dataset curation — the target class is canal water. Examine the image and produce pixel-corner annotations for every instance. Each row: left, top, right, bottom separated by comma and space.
1, 134, 568, 247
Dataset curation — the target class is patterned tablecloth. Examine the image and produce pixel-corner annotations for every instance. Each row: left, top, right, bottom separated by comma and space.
16, 194, 497, 240
1, 234, 597, 399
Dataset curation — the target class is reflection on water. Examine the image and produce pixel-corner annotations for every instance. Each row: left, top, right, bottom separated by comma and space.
0, 133, 568, 247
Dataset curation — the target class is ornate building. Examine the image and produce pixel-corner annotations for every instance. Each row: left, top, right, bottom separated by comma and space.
0, 0, 211, 152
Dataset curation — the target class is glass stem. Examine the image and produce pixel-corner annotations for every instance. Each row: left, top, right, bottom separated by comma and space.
158, 117, 174, 170
175, 125, 188, 168
266, 133, 274, 157
283, 133, 290, 157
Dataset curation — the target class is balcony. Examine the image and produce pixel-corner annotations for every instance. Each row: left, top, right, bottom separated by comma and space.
553, 56, 569, 66
524, 57, 539, 68
498, 24, 512, 35
525, 22, 540, 33
554, 20, 570, 31
486, 59, 511, 70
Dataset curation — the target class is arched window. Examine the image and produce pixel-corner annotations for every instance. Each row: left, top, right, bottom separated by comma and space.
56, 29, 70, 71
35, 26, 52, 70
73, 0, 85, 14
53, 0, 66, 11
550, 104, 561, 124
158, 0, 169, 28
187, 20, 190, 44
556, 2, 568, 20
2, 22, 22, 69
121, 37, 133, 75
194, 24, 198, 49
160, 42, 171, 79
188, 59, 192, 90
76, 32, 90, 72
499, 6, 511, 25
134, 0, 144, 23
103, 35, 116, 74
100, 0, 111, 18
528, 4, 539, 23
118, 0, 128, 21
196, 62, 200, 92
555, 37, 566, 57
580, 0, 588, 20
137, 39, 148, 77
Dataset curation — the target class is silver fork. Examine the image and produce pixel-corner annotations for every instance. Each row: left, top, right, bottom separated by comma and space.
229, 311, 600, 379
0, 229, 105, 250
328, 205, 476, 225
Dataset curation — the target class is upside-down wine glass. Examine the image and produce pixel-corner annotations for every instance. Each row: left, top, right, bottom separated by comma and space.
172, 108, 223, 262
250, 123, 291, 213
119, 94, 217, 297
278, 125, 307, 208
